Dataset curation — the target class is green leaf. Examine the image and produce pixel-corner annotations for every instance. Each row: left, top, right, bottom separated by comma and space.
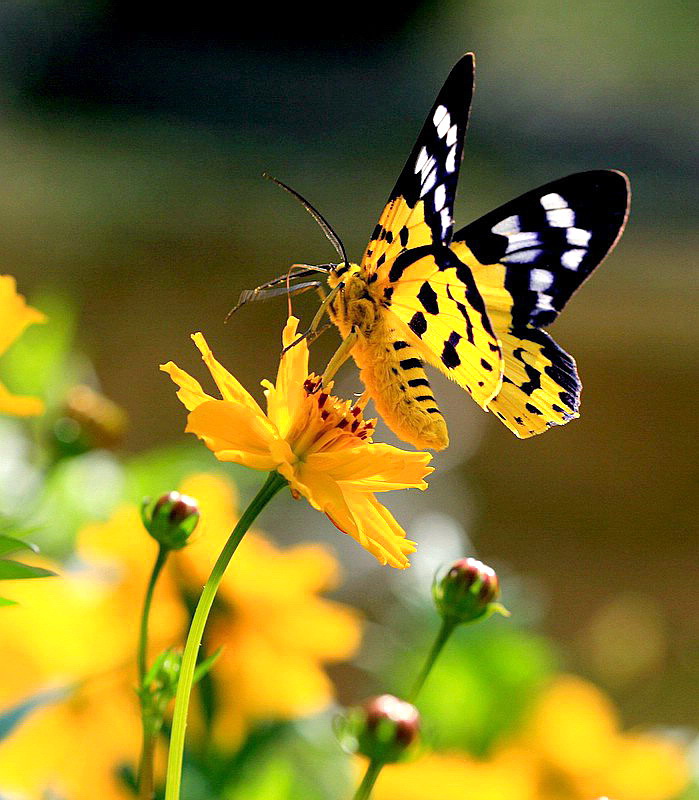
0, 534, 39, 558
0, 561, 57, 581
193, 647, 223, 685
0, 597, 18, 607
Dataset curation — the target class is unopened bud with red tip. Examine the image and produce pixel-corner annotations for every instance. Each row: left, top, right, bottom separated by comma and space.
337, 694, 420, 763
141, 491, 200, 551
433, 557, 509, 625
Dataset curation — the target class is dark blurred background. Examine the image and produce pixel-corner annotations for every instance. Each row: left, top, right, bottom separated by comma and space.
1, 0, 697, 727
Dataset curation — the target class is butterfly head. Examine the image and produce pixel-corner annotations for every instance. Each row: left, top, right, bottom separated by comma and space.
328, 262, 361, 289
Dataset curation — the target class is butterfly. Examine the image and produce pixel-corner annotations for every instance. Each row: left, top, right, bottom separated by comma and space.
238, 53, 630, 450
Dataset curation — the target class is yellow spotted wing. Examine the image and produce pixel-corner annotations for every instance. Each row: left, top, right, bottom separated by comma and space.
450, 171, 630, 436
360, 53, 504, 408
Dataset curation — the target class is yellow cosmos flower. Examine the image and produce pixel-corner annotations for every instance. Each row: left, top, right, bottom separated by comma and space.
161, 317, 433, 568
0, 275, 46, 416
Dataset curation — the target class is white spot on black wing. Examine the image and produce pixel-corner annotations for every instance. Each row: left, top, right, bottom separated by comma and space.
562, 249, 586, 270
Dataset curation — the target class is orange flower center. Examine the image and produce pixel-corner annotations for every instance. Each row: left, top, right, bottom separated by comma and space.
287, 376, 375, 460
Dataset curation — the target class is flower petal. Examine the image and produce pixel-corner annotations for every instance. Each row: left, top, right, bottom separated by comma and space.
306, 443, 433, 491
341, 492, 416, 568
160, 361, 215, 411
0, 380, 44, 417
186, 400, 278, 469
292, 465, 415, 568
266, 317, 309, 437
191, 333, 264, 414
0, 275, 46, 357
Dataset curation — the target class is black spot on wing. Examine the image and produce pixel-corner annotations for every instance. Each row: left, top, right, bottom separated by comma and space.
417, 282, 439, 314
388, 244, 435, 283
512, 346, 542, 396
445, 283, 475, 345
409, 312, 427, 337
439, 247, 497, 339
441, 331, 462, 368
393, 340, 409, 351
408, 378, 430, 388
400, 358, 423, 371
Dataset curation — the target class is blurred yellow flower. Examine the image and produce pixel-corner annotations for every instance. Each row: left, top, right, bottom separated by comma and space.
173, 473, 363, 746
0, 275, 46, 416
161, 316, 433, 568
370, 675, 689, 800
0, 569, 141, 800
371, 749, 538, 800
519, 674, 690, 800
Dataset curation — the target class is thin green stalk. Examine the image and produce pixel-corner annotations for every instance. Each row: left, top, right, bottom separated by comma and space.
138, 725, 157, 800
137, 544, 169, 798
138, 545, 169, 683
164, 470, 287, 800
408, 617, 457, 703
353, 759, 383, 800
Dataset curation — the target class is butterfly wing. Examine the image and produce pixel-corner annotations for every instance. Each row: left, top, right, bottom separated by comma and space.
362, 53, 504, 408
360, 53, 474, 274
450, 170, 630, 436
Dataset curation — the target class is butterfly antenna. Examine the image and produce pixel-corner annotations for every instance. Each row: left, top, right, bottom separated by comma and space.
263, 173, 349, 266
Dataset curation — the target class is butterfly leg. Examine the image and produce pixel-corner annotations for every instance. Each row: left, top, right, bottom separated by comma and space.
226, 264, 333, 320
321, 328, 358, 386
354, 389, 371, 410
282, 281, 343, 355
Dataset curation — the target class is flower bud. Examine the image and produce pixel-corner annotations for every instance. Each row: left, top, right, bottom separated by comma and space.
141, 491, 200, 550
433, 557, 507, 625
339, 694, 420, 763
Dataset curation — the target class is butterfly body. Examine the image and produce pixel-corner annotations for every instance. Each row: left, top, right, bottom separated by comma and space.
327, 264, 449, 449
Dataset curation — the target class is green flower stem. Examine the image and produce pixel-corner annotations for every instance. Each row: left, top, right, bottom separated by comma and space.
138, 545, 169, 683
408, 616, 457, 703
353, 759, 383, 800
137, 544, 169, 799
164, 470, 287, 800
138, 726, 157, 800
